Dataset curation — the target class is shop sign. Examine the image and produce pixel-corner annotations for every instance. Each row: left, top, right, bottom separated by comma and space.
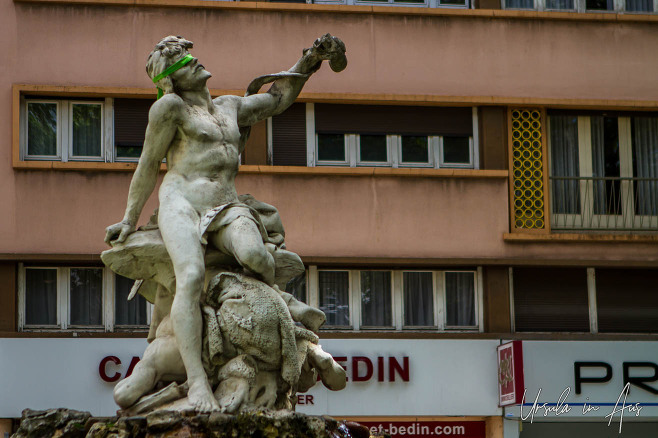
358, 420, 486, 438
504, 341, 658, 420
0, 338, 501, 418
497, 340, 524, 406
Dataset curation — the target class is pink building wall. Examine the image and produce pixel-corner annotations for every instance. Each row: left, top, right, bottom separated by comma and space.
2, 1, 658, 265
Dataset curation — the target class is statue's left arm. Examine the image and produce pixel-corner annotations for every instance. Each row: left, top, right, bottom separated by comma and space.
233, 34, 346, 128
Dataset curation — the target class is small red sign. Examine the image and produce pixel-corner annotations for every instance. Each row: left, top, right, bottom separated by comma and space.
359, 421, 486, 438
497, 340, 524, 406
358, 421, 485, 438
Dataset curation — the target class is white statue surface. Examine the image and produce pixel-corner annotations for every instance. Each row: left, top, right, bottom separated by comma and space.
101, 34, 348, 414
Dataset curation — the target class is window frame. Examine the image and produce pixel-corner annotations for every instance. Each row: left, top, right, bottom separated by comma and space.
439, 136, 475, 169
502, 0, 657, 13
357, 269, 396, 330
67, 100, 106, 162
20, 96, 115, 163
547, 114, 658, 231
316, 269, 353, 329
511, 266, 658, 334
314, 133, 474, 169
309, 267, 482, 332
396, 135, 437, 168
315, 133, 350, 167
312, 0, 470, 8
442, 270, 480, 330
356, 135, 393, 167
400, 270, 441, 329
18, 264, 151, 332
23, 100, 63, 161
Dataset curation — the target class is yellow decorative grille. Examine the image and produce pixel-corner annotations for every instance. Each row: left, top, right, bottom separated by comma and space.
511, 109, 545, 229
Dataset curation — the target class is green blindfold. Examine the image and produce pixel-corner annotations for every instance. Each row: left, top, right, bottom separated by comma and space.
153, 54, 194, 99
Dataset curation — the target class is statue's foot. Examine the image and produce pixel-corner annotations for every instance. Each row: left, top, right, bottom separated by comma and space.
215, 377, 249, 413
308, 344, 347, 391
188, 379, 220, 412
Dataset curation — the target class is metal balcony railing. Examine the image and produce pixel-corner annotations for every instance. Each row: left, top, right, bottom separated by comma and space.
549, 176, 658, 231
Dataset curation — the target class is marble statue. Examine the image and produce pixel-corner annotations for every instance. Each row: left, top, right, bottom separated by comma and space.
101, 34, 347, 414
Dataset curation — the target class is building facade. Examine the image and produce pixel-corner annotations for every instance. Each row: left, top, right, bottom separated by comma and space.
1, 0, 657, 437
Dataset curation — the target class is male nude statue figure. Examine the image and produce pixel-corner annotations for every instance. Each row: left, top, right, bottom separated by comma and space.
104, 35, 346, 411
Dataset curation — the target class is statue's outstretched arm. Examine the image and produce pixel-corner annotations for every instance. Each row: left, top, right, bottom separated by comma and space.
235, 34, 347, 128
104, 96, 181, 245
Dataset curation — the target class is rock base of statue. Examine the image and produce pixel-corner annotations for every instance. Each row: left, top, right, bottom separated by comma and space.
11, 408, 385, 438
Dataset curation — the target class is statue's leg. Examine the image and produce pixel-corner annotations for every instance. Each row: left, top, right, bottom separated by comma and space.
113, 333, 184, 409
210, 217, 275, 285
307, 343, 347, 391
159, 199, 220, 412
279, 290, 326, 332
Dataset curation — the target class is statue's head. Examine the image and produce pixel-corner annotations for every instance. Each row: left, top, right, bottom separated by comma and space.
146, 36, 211, 97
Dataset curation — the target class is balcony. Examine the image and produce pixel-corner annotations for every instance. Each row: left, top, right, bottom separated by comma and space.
550, 176, 658, 231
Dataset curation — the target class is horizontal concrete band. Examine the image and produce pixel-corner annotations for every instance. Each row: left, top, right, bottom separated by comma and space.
13, 0, 658, 23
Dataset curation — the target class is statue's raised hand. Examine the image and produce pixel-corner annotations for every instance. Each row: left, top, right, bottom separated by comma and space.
104, 221, 134, 246
308, 34, 347, 73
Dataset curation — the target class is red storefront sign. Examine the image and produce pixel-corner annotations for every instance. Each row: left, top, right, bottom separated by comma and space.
497, 340, 524, 406
358, 421, 485, 438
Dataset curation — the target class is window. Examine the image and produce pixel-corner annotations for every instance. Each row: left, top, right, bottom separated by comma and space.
20, 96, 156, 163
596, 268, 658, 333
271, 103, 478, 168
312, 267, 481, 331
18, 265, 150, 331
511, 267, 658, 334
312, 0, 469, 8
512, 267, 590, 332
315, 134, 474, 168
502, 0, 656, 12
548, 111, 658, 231
285, 272, 308, 304
318, 270, 351, 328
23, 99, 106, 161
360, 271, 393, 328
113, 98, 154, 161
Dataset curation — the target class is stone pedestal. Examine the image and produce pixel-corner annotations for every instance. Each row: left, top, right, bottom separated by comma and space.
11, 409, 383, 438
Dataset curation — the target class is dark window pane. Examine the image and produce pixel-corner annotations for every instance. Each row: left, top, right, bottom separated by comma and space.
443, 136, 470, 165
591, 116, 621, 215
114, 98, 153, 159
69, 268, 103, 326
116, 146, 142, 159
315, 104, 472, 137
506, 0, 534, 7
546, 0, 574, 8
71, 104, 102, 157
439, 0, 467, 4
25, 269, 58, 326
403, 272, 434, 326
27, 102, 57, 156
359, 135, 387, 163
626, 0, 653, 11
317, 134, 345, 162
115, 275, 147, 326
631, 117, 658, 216
361, 271, 392, 327
401, 136, 430, 164
319, 271, 350, 327
597, 269, 658, 333
445, 272, 475, 327
586, 0, 613, 9
285, 273, 307, 304
272, 103, 307, 166
550, 115, 580, 214
513, 267, 589, 332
